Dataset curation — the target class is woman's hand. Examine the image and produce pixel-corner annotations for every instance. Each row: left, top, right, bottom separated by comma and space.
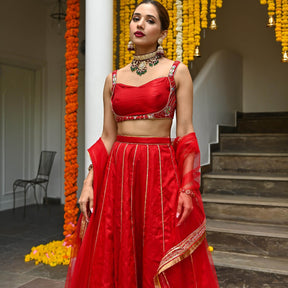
176, 193, 193, 226
78, 170, 94, 221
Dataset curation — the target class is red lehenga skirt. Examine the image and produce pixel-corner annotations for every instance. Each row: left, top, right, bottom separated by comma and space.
65, 136, 218, 288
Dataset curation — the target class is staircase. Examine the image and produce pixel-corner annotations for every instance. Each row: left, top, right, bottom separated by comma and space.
202, 113, 288, 288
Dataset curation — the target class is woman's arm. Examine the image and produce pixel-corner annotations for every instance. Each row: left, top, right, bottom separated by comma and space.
79, 73, 117, 220
101, 73, 118, 152
175, 63, 194, 137
174, 63, 195, 226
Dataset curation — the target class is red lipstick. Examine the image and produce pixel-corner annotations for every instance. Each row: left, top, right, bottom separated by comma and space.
134, 31, 145, 37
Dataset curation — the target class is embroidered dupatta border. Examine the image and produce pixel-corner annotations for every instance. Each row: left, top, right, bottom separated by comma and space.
153, 219, 207, 287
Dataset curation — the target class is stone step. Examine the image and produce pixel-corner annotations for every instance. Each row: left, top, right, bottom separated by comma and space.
202, 172, 288, 198
212, 152, 288, 174
213, 251, 288, 288
206, 219, 288, 258
237, 114, 288, 133
220, 133, 288, 153
202, 194, 288, 225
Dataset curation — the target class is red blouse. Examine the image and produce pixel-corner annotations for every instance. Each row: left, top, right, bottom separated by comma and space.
111, 61, 180, 122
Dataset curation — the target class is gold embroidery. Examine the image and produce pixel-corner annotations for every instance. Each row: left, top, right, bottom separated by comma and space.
190, 254, 198, 288
131, 145, 138, 285
143, 145, 149, 247
115, 142, 122, 165
79, 216, 88, 240
88, 152, 113, 285
120, 144, 128, 240
168, 146, 180, 187
153, 219, 206, 287
157, 145, 165, 253
163, 272, 171, 287
116, 141, 170, 145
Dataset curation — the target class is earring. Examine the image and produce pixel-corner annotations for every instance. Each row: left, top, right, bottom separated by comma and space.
127, 40, 135, 51
156, 38, 164, 57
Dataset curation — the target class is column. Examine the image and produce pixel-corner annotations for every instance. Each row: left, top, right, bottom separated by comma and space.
85, 0, 113, 168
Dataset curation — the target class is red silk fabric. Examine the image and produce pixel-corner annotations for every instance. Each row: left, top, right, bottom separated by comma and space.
65, 135, 218, 288
111, 61, 180, 122
65, 138, 108, 288
112, 78, 170, 116
173, 132, 201, 198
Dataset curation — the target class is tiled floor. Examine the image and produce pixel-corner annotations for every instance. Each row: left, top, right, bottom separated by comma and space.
0, 205, 67, 288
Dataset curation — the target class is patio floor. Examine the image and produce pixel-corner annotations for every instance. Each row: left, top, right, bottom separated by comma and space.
0, 204, 67, 288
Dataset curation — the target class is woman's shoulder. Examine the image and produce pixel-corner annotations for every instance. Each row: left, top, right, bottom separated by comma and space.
162, 58, 188, 72
172, 61, 190, 78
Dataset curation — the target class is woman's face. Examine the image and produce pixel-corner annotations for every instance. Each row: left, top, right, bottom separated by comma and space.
130, 3, 165, 52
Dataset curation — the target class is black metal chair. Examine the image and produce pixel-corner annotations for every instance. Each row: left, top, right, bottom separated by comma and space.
13, 151, 56, 210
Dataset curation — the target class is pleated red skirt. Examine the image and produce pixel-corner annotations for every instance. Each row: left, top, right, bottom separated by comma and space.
66, 136, 218, 288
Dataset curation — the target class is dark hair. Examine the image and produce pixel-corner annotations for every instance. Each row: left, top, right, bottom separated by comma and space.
135, 0, 170, 31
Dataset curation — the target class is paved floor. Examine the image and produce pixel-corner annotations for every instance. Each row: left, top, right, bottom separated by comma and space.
0, 205, 67, 288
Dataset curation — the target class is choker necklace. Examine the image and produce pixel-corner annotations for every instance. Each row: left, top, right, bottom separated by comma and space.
130, 51, 160, 76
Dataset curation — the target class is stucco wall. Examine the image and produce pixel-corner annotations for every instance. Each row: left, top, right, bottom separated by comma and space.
0, 0, 85, 210
197, 0, 288, 112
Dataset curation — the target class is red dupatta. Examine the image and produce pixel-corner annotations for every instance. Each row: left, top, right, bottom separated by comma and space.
154, 132, 218, 287
65, 138, 108, 287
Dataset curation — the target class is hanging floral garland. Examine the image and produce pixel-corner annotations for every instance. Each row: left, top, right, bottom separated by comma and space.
176, 0, 183, 61
63, 0, 80, 247
113, 0, 118, 70
282, 0, 288, 61
201, 0, 209, 29
182, 0, 190, 65
25, 0, 80, 266
194, 0, 201, 53
260, 0, 288, 62
113, 0, 223, 68
210, 0, 217, 22
275, 0, 282, 42
115, 0, 178, 68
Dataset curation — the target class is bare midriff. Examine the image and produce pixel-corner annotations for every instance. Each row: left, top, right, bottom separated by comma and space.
117, 118, 172, 138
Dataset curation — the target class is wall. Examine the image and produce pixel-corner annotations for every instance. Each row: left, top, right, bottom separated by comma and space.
0, 0, 46, 210
42, 0, 86, 203
193, 50, 242, 165
196, 0, 288, 112
0, 0, 86, 210
0, 0, 46, 61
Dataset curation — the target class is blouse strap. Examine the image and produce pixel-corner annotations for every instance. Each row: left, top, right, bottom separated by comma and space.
111, 70, 117, 98
112, 70, 117, 85
168, 61, 181, 78
168, 61, 181, 89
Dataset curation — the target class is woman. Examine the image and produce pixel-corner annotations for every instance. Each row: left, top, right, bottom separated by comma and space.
66, 1, 219, 287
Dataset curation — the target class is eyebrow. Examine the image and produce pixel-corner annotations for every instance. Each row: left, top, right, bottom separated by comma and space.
133, 13, 157, 20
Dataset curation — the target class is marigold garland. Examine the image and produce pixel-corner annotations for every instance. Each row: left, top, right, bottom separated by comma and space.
275, 0, 282, 41
63, 0, 80, 247
267, 0, 276, 18
260, 0, 288, 61
194, 0, 201, 48
25, 0, 80, 266
113, 0, 223, 68
210, 0, 217, 20
176, 0, 183, 61
216, 0, 223, 8
200, 0, 208, 29
282, 0, 288, 56
113, 0, 118, 70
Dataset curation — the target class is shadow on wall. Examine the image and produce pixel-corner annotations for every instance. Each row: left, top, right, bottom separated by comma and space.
192, 50, 243, 166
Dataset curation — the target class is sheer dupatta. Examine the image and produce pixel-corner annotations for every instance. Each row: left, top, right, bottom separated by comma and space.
65, 138, 108, 288
154, 132, 219, 287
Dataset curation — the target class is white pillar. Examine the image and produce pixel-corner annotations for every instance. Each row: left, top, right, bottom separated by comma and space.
85, 0, 113, 167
